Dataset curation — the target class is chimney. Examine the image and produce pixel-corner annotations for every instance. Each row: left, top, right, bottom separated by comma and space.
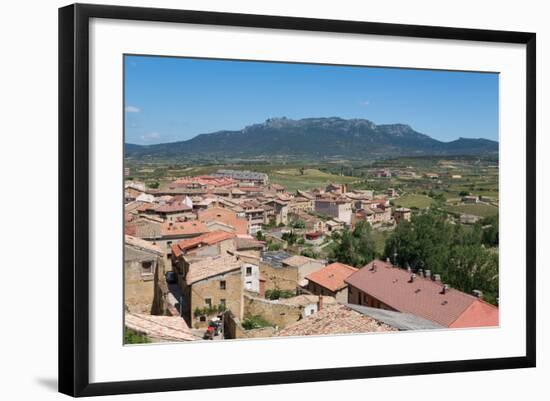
433, 274, 441, 282
425, 270, 431, 279
386, 257, 391, 263
473, 290, 484, 299
418, 269, 424, 278
318, 295, 324, 311
409, 273, 416, 283
406, 263, 412, 273
441, 284, 449, 294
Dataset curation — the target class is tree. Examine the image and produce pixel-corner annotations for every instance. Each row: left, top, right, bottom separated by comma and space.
148, 181, 160, 189
330, 221, 376, 267
281, 230, 298, 246
256, 230, 265, 241
383, 211, 499, 304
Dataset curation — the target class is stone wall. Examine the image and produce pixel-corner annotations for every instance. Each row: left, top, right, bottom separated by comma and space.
260, 262, 299, 292
243, 294, 302, 329
223, 310, 277, 339
124, 246, 162, 314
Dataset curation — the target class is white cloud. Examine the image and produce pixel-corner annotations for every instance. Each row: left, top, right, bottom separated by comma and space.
140, 132, 161, 142
125, 105, 141, 113
360, 100, 370, 106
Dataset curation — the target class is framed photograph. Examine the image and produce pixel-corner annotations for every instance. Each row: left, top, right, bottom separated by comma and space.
58, 3, 536, 397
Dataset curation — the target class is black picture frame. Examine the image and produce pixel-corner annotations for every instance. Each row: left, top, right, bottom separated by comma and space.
59, 3, 536, 397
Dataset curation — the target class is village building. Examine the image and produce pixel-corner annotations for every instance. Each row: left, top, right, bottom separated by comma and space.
170, 175, 235, 190
171, 231, 236, 260
263, 199, 289, 225
197, 206, 248, 235
214, 169, 268, 185
462, 195, 479, 204
374, 169, 392, 178
345, 259, 499, 328
259, 251, 298, 292
394, 207, 412, 224
325, 218, 345, 232
281, 255, 326, 284
239, 200, 267, 234
424, 172, 440, 179
288, 196, 314, 213
177, 254, 246, 326
289, 211, 325, 233
153, 197, 193, 221
124, 235, 165, 314
305, 262, 358, 303
314, 198, 352, 224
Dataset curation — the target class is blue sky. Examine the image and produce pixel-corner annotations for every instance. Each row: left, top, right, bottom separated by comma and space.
124, 55, 499, 145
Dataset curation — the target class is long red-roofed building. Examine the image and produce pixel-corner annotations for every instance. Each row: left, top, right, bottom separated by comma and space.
345, 259, 499, 328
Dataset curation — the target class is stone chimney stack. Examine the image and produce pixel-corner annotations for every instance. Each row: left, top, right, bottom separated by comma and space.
318, 295, 324, 311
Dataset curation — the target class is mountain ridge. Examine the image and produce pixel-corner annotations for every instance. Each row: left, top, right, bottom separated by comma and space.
125, 117, 498, 159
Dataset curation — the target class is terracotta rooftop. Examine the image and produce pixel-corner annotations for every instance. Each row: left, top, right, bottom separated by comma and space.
185, 254, 242, 285
161, 220, 209, 237
198, 206, 248, 235
174, 231, 235, 254
155, 202, 192, 213
277, 303, 396, 337
306, 262, 358, 292
125, 313, 198, 342
125, 218, 162, 238
124, 235, 164, 256
345, 259, 499, 328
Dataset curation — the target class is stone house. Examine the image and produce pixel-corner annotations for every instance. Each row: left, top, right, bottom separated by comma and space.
314, 198, 352, 224
178, 254, 245, 327
124, 235, 165, 314
305, 262, 358, 303
288, 196, 314, 213
394, 207, 412, 224
259, 251, 298, 292
263, 199, 289, 225
281, 255, 326, 284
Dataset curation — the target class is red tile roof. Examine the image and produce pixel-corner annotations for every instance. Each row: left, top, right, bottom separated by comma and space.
345, 259, 499, 328
198, 206, 248, 235
161, 220, 209, 237
173, 231, 236, 254
306, 262, 358, 292
277, 303, 396, 337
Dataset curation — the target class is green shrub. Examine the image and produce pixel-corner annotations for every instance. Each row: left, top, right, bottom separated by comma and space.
242, 315, 272, 330
124, 328, 151, 344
